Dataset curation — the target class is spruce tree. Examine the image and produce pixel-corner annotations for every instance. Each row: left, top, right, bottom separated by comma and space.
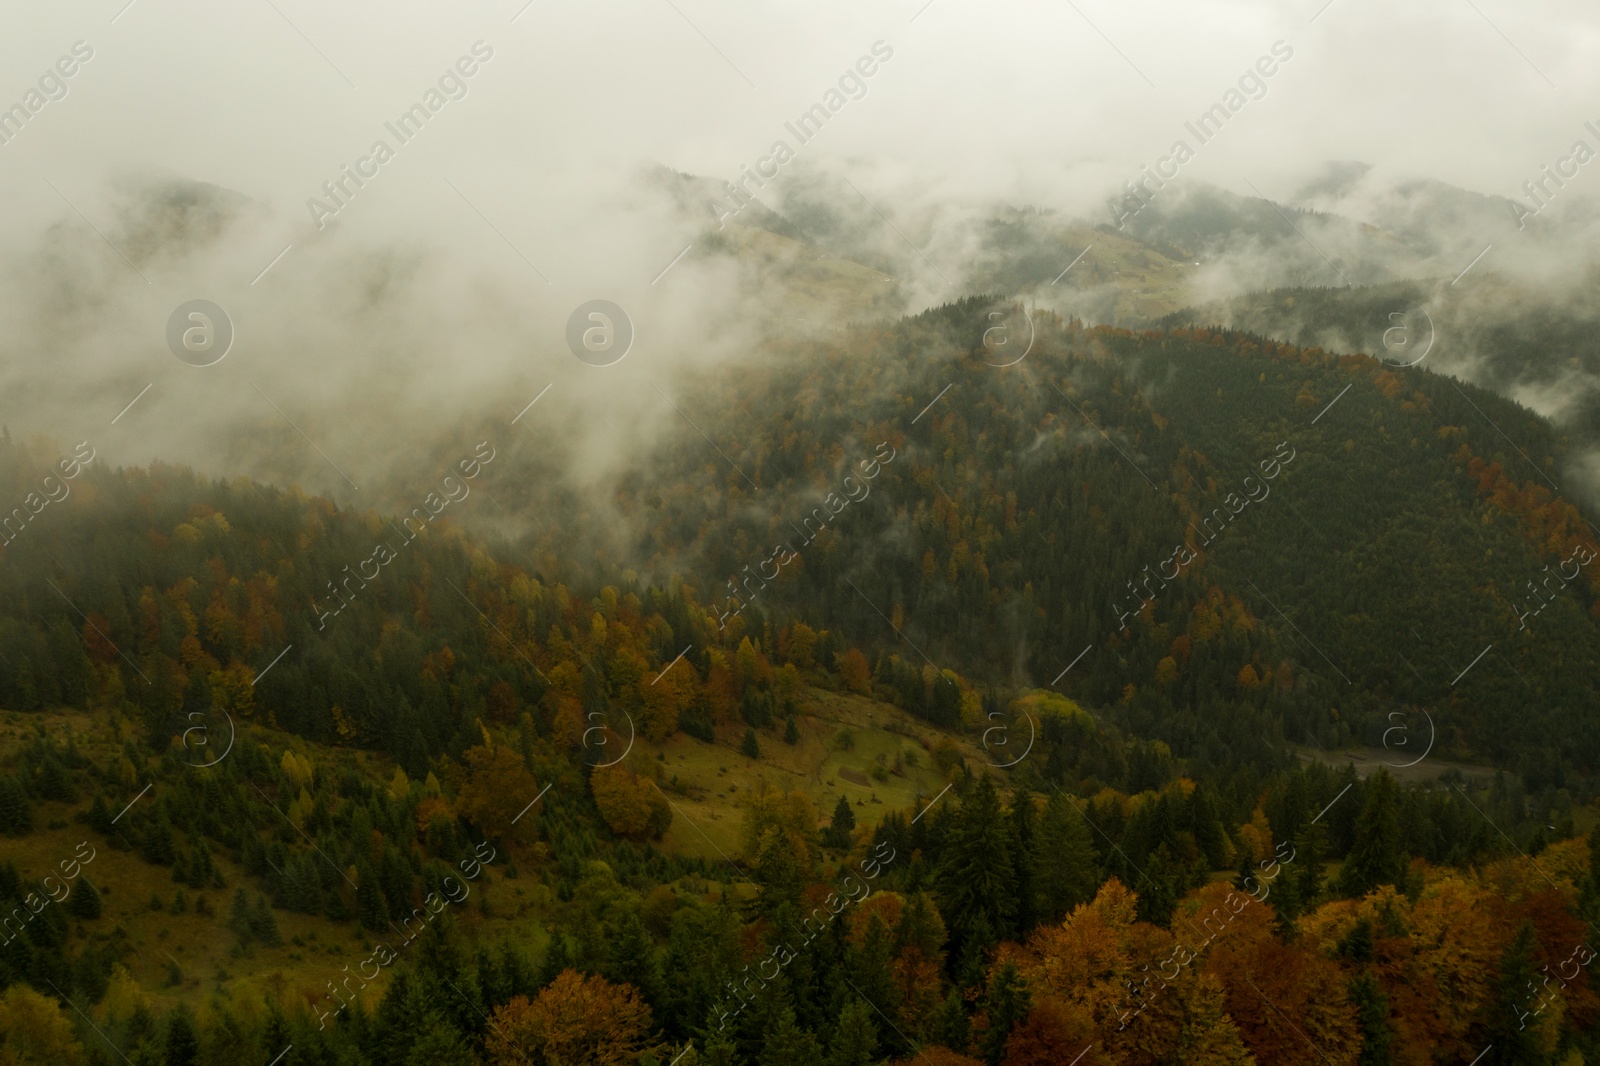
849, 914, 903, 1056
1348, 972, 1393, 1066
1484, 922, 1548, 1066
828, 999, 879, 1066
228, 888, 254, 945
68, 877, 102, 919
758, 1004, 823, 1066
933, 986, 970, 1054
606, 910, 664, 1007
937, 775, 1017, 962
0, 776, 33, 835
251, 894, 281, 946
978, 961, 1032, 1066
165, 1005, 201, 1066
539, 930, 573, 988
784, 716, 800, 745
1339, 770, 1403, 895
1034, 790, 1100, 923
357, 863, 388, 932
1292, 819, 1326, 912
1010, 790, 1037, 936
826, 796, 856, 849
742, 728, 761, 760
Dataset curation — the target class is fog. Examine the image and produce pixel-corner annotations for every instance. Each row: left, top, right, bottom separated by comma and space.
1, 0, 1598, 514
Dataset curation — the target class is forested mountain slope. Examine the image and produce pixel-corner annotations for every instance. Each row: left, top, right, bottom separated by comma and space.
592, 301, 1600, 782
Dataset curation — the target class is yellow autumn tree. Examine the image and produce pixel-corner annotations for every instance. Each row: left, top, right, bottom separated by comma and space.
0, 984, 85, 1066
456, 742, 543, 843
590, 764, 671, 840
485, 971, 659, 1066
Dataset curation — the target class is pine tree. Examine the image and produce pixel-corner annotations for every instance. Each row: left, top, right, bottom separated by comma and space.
759, 1005, 823, 1066
1348, 973, 1393, 1066
1188, 786, 1229, 869
933, 987, 970, 1054
784, 717, 800, 745
0, 776, 33, 835
1582, 823, 1600, 926
742, 728, 762, 760
1135, 845, 1179, 926
829, 999, 879, 1066
826, 796, 856, 850
849, 914, 903, 1056
937, 776, 1017, 961
1010, 791, 1037, 936
1340, 770, 1403, 895
752, 828, 803, 920
606, 910, 664, 1007
1292, 819, 1326, 912
251, 894, 281, 946
87, 794, 115, 835
1034, 790, 1100, 923
1484, 922, 1548, 1066
228, 888, 254, 945
67, 877, 102, 919
357, 863, 388, 932
404, 1010, 475, 1066
165, 1005, 201, 1066
978, 960, 1032, 1066
539, 931, 573, 988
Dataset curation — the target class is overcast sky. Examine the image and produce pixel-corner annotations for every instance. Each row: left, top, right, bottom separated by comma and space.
1, 0, 1597, 259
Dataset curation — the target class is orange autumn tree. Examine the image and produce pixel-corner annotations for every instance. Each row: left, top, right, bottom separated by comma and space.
455, 740, 542, 844
589, 763, 671, 840
484, 970, 658, 1066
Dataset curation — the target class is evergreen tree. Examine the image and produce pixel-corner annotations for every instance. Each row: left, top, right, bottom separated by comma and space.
1135, 844, 1180, 927
164, 1005, 201, 1066
1188, 786, 1230, 869
357, 863, 388, 932
784, 717, 800, 745
67, 877, 102, 919
1582, 823, 1600, 927
228, 888, 254, 946
742, 728, 762, 760
758, 1004, 823, 1066
1484, 922, 1548, 1066
250, 894, 281, 946
1010, 791, 1037, 936
1349, 972, 1393, 1066
931, 986, 969, 1056
1292, 819, 1326, 912
539, 930, 574, 988
829, 999, 879, 1066
404, 1011, 475, 1066
825, 796, 856, 850
937, 776, 1017, 963
0, 776, 33, 835
87, 794, 115, 836
752, 828, 803, 920
606, 909, 664, 1008
978, 960, 1031, 1066
1034, 791, 1100, 923
849, 914, 903, 1056
1340, 771, 1404, 895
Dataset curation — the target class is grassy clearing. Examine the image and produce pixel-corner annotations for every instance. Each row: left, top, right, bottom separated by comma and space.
642, 686, 978, 862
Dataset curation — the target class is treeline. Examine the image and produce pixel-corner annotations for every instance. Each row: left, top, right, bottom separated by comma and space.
7, 750, 1598, 1065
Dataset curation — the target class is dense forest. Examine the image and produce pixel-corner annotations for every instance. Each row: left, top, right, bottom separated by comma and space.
4, 306, 1600, 1064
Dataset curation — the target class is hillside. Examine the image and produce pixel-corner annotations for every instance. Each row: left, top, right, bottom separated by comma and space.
3, 392, 1599, 1065
560, 303, 1600, 785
